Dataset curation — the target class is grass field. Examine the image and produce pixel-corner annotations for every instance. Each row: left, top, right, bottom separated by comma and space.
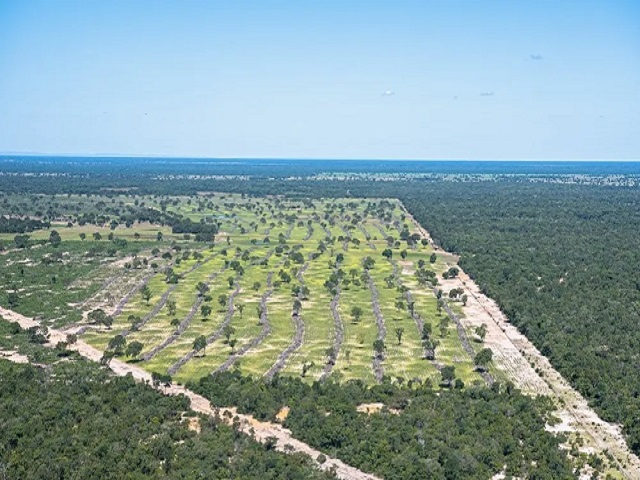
1, 193, 486, 387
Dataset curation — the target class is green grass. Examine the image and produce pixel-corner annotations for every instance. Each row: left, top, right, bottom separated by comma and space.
44, 195, 488, 388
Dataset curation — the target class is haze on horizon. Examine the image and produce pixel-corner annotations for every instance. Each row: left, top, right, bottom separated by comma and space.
0, 0, 638, 160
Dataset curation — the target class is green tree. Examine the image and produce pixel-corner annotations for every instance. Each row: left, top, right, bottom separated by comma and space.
218, 294, 228, 309
166, 299, 177, 316
429, 252, 437, 263
79, 232, 86, 241
475, 323, 488, 342
350, 306, 363, 323
140, 285, 152, 305
441, 365, 456, 387
193, 335, 207, 356
201, 305, 212, 319
108, 335, 126, 355
125, 341, 144, 359
223, 325, 236, 343
196, 281, 209, 297
395, 327, 404, 345
373, 339, 386, 358
474, 348, 493, 371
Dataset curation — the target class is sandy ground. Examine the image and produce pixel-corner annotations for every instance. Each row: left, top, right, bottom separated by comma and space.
0, 305, 379, 480
400, 203, 640, 479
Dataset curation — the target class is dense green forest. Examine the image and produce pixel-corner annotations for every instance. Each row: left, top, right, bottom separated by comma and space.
190, 371, 576, 480
0, 320, 333, 480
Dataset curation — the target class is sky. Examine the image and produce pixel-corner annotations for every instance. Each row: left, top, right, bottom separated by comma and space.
0, 0, 638, 160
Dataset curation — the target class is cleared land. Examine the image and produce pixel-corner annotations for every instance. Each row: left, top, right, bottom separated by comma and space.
75, 195, 481, 386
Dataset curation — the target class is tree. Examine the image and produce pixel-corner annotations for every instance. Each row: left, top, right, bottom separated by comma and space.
293, 298, 302, 313
461, 294, 468, 306
79, 232, 86, 241
421, 323, 432, 339
134, 232, 140, 240
7, 291, 19, 308
301, 361, 315, 377
140, 285, 152, 305
228, 338, 237, 354
400, 249, 408, 259
382, 248, 393, 260
193, 335, 207, 356
475, 323, 488, 342
196, 281, 209, 297
442, 267, 460, 279
394, 299, 405, 311
441, 365, 456, 387
422, 338, 439, 360
201, 305, 212, 319
218, 294, 228, 309
125, 341, 144, 359
395, 327, 404, 345
474, 348, 493, 371
170, 318, 181, 328
325, 346, 335, 364
108, 335, 126, 355
223, 325, 235, 343
156, 231, 163, 242
93, 232, 102, 241
429, 252, 437, 264
438, 315, 450, 337
362, 256, 375, 270
349, 268, 359, 280
166, 299, 177, 316
252, 281, 262, 291
66, 333, 77, 345
350, 306, 363, 323
373, 339, 386, 358
256, 305, 264, 320
100, 351, 115, 366
88, 308, 113, 329
227, 276, 235, 288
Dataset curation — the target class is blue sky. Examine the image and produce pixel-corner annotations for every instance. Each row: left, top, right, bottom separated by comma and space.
0, 0, 638, 159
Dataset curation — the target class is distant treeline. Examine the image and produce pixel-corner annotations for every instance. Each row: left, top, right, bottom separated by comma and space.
0, 216, 50, 233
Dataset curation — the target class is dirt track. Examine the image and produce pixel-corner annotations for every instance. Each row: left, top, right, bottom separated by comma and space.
400, 203, 640, 480
0, 305, 379, 480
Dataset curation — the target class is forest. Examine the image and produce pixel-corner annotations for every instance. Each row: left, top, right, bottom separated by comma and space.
0, 157, 639, 477
0, 320, 333, 480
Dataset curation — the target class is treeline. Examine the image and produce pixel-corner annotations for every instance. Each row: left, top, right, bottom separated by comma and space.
0, 216, 50, 233
0, 349, 332, 479
190, 371, 576, 479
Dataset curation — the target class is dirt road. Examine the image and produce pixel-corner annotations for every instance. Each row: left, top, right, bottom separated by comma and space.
0, 305, 379, 480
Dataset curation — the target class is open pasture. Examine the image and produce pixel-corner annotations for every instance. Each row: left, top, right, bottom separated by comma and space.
75, 194, 485, 386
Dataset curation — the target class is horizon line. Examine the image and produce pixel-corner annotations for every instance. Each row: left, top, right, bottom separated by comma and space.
1, 152, 639, 162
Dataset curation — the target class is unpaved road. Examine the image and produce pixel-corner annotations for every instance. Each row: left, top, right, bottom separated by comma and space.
0, 305, 379, 480
400, 203, 640, 480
